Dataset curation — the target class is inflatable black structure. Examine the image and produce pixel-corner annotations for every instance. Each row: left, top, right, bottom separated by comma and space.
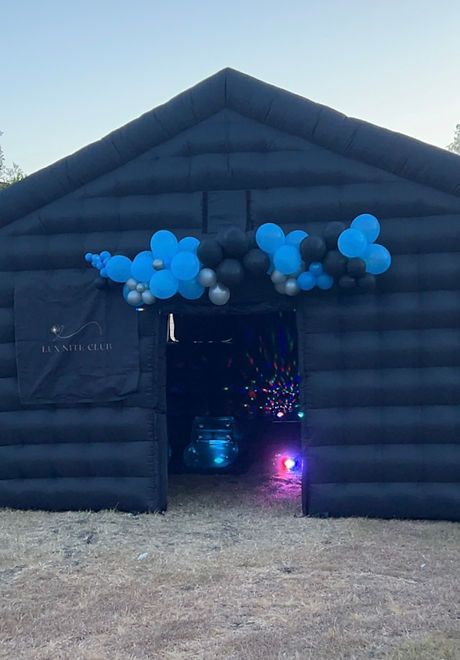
1, 68, 460, 519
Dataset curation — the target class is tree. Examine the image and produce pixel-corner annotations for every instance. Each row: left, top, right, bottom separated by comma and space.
0, 131, 25, 189
447, 124, 460, 155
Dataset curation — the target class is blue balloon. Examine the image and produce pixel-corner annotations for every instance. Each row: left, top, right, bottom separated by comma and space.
131, 251, 154, 281
150, 230, 178, 261
100, 268, 108, 278
171, 251, 200, 281
100, 250, 111, 260
351, 214, 380, 243
316, 273, 334, 290
178, 279, 205, 300
286, 230, 308, 247
338, 228, 368, 258
297, 272, 316, 291
149, 270, 179, 299
106, 255, 132, 283
84, 252, 93, 263
364, 244, 392, 275
256, 223, 285, 254
179, 236, 200, 253
309, 262, 323, 277
123, 284, 130, 301
273, 245, 301, 275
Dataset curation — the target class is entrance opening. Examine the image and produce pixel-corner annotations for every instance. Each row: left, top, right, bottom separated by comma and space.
166, 311, 302, 504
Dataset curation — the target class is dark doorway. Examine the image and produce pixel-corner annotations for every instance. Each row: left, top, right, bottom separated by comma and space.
166, 311, 302, 488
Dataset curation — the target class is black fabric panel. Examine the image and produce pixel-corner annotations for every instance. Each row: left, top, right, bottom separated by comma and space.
300, 329, 460, 371
38, 193, 203, 235
300, 290, 460, 333
308, 367, 460, 408
0, 477, 159, 512
250, 183, 460, 224
308, 444, 460, 483
81, 152, 399, 199
0, 371, 157, 411
307, 406, 460, 446
0, 342, 16, 377
308, 483, 460, 521
0, 272, 14, 307
0, 308, 13, 342
207, 190, 247, 233
0, 441, 155, 479
0, 407, 152, 446
148, 108, 312, 157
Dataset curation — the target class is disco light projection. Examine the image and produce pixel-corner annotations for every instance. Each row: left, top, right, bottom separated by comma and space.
242, 316, 301, 419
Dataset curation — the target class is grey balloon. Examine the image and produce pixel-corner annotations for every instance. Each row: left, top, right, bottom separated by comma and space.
209, 283, 230, 306
136, 283, 146, 292
198, 268, 217, 288
274, 281, 287, 294
271, 270, 287, 284
285, 278, 300, 296
126, 278, 138, 290
153, 259, 164, 271
127, 290, 142, 306
141, 290, 156, 305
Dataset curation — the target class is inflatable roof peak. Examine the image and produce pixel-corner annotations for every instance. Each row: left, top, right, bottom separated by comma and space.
1, 67, 460, 229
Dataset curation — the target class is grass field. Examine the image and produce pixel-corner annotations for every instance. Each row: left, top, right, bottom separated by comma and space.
1, 472, 459, 659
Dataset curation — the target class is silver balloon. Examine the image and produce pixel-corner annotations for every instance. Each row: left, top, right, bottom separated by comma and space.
136, 283, 146, 293
271, 270, 287, 284
285, 278, 300, 296
198, 268, 217, 288
209, 283, 230, 306
153, 259, 164, 271
127, 290, 142, 306
274, 281, 287, 294
141, 290, 156, 305
126, 278, 138, 291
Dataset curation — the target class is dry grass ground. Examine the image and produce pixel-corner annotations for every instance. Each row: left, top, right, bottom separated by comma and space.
1, 472, 459, 660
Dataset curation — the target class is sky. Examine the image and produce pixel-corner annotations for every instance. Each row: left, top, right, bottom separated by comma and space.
2, 0, 460, 174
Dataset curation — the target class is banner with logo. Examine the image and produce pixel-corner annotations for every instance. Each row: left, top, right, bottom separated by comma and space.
14, 272, 140, 404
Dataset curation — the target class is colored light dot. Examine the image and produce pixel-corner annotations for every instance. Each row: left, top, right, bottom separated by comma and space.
283, 458, 296, 471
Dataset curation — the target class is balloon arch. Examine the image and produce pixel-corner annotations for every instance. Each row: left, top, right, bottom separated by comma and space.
84, 215, 392, 308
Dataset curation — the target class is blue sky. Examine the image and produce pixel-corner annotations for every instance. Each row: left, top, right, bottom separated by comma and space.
2, 0, 460, 174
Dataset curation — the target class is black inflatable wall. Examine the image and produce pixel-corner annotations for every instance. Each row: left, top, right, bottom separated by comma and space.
0, 68, 459, 518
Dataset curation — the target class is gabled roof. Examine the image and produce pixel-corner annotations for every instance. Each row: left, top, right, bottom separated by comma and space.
1, 67, 460, 229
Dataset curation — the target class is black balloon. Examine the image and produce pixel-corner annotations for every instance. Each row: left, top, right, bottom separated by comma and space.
357, 274, 377, 291
216, 258, 245, 288
197, 237, 224, 268
300, 235, 327, 263
323, 250, 347, 277
217, 226, 249, 257
246, 229, 258, 249
347, 257, 367, 278
243, 248, 270, 275
338, 275, 357, 289
323, 221, 346, 249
